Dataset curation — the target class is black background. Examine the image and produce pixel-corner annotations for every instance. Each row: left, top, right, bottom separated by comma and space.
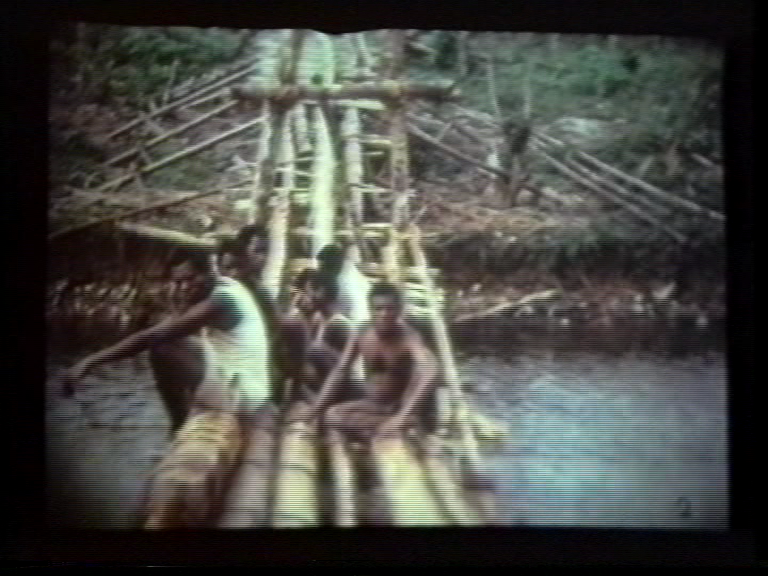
4, 0, 756, 567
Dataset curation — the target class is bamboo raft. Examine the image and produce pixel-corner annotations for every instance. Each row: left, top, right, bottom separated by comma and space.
120, 30, 506, 529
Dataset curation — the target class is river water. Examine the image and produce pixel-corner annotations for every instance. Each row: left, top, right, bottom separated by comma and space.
45, 319, 728, 530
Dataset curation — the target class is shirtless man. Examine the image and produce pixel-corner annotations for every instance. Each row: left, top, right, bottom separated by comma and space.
62, 249, 271, 433
297, 270, 358, 402
295, 281, 439, 439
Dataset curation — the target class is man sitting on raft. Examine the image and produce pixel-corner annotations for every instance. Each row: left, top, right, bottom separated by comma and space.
294, 281, 439, 439
62, 248, 271, 433
294, 269, 360, 403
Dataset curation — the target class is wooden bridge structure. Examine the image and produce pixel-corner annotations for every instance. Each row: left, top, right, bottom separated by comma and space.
57, 29, 504, 528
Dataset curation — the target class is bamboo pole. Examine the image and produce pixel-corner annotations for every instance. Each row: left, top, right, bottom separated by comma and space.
164, 54, 259, 105
217, 409, 277, 528
91, 115, 268, 196
326, 429, 357, 527
143, 411, 242, 529
271, 402, 320, 527
341, 105, 364, 227
534, 148, 688, 243
407, 123, 509, 179
107, 64, 257, 141
369, 435, 448, 526
292, 103, 312, 154
486, 57, 502, 124
407, 110, 487, 146
417, 435, 480, 526
353, 32, 375, 77
316, 31, 336, 86
115, 223, 218, 250
261, 113, 294, 300
48, 181, 250, 241
104, 101, 238, 167
558, 149, 675, 217
248, 101, 273, 225
534, 132, 724, 221
406, 224, 481, 466
309, 102, 337, 256
232, 80, 458, 104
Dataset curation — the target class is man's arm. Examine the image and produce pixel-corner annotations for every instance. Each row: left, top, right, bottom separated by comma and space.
303, 332, 360, 419
389, 332, 439, 425
63, 296, 229, 394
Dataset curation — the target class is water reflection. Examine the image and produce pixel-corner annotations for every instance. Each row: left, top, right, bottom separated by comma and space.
455, 319, 728, 530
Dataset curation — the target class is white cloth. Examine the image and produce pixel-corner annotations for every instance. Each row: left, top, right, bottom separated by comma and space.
196, 277, 271, 412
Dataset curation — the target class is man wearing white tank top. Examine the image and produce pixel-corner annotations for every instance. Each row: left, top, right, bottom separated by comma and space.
62, 249, 271, 432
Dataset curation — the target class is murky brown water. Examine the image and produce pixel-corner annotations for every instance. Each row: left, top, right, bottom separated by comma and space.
45, 319, 727, 530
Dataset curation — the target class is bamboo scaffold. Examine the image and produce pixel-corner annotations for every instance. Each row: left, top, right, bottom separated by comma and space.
133, 28, 501, 530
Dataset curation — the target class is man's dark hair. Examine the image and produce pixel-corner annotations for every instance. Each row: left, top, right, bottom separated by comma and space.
368, 281, 403, 308
316, 244, 344, 275
293, 267, 318, 290
168, 249, 214, 275
234, 223, 269, 254
310, 271, 339, 304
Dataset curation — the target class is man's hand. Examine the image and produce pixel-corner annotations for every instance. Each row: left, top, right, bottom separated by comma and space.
376, 414, 407, 439
61, 358, 92, 398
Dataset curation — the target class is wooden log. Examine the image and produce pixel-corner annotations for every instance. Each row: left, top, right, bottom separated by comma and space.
369, 435, 448, 526
326, 429, 358, 527
107, 64, 257, 141
261, 114, 294, 300
342, 106, 364, 223
143, 411, 242, 529
534, 148, 688, 243
104, 101, 238, 167
418, 435, 480, 526
534, 133, 724, 221
115, 223, 218, 250
217, 409, 277, 528
232, 80, 458, 104
271, 402, 320, 527
309, 102, 337, 256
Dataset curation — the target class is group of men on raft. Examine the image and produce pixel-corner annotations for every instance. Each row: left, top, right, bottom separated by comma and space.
63, 224, 440, 443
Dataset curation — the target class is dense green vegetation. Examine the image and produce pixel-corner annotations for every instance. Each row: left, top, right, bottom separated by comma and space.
50, 23, 252, 107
